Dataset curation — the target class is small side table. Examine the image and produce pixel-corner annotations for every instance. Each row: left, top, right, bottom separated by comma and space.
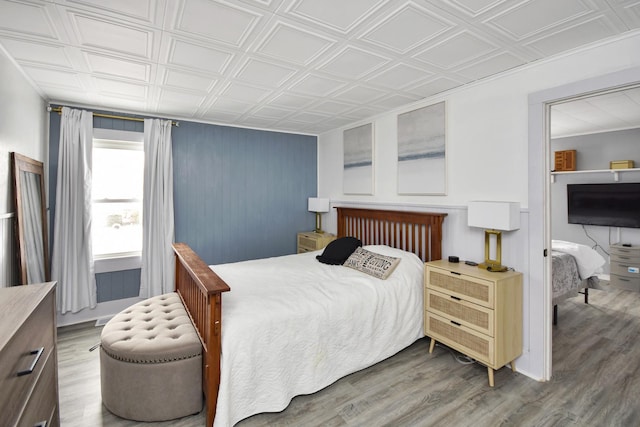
297, 232, 336, 253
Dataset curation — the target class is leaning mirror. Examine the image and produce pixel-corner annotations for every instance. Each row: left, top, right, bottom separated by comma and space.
11, 152, 50, 284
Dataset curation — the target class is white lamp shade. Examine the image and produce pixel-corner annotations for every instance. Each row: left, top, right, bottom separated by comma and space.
468, 201, 520, 231
308, 197, 330, 213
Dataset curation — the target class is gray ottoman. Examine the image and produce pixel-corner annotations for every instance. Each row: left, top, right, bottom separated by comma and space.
100, 292, 203, 421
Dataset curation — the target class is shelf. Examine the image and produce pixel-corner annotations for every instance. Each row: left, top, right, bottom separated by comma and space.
550, 167, 640, 183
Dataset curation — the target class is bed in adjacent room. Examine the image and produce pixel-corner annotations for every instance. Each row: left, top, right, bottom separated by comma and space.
172, 207, 447, 427
552, 239, 606, 324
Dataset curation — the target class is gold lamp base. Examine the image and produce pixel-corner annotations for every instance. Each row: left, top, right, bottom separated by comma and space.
478, 262, 508, 272
314, 212, 324, 234
479, 229, 508, 272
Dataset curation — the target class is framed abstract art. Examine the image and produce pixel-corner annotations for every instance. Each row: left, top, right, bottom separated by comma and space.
343, 123, 374, 195
397, 101, 446, 195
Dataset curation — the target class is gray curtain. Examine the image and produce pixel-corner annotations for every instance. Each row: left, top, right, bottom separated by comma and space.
139, 118, 174, 298
52, 107, 96, 314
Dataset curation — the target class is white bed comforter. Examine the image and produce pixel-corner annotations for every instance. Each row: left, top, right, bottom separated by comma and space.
551, 240, 605, 279
210, 245, 424, 427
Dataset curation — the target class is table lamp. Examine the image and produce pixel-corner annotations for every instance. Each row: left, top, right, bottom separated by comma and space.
468, 201, 520, 272
308, 198, 330, 233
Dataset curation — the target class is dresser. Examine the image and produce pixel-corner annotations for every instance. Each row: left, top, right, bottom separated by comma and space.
0, 282, 59, 427
297, 232, 336, 253
424, 261, 522, 386
610, 244, 640, 291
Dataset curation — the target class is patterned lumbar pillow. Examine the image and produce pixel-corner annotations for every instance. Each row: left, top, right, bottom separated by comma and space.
344, 247, 401, 280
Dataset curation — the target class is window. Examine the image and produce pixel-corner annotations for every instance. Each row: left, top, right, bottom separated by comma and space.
92, 129, 144, 260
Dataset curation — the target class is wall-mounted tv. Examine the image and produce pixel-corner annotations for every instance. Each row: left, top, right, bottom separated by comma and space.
567, 183, 640, 228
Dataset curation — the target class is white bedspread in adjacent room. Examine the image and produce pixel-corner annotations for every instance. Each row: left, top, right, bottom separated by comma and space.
551, 240, 605, 279
210, 245, 424, 427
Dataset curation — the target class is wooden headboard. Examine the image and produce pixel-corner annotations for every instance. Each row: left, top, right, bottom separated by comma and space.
336, 207, 447, 262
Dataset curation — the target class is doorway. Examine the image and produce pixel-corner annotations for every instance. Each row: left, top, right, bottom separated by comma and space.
528, 66, 640, 380
548, 85, 640, 336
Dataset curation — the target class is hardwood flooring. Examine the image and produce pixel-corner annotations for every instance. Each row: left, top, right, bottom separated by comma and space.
57, 286, 640, 426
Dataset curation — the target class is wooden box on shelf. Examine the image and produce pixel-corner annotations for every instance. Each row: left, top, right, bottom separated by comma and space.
554, 150, 576, 171
297, 232, 336, 253
424, 260, 522, 387
610, 160, 634, 169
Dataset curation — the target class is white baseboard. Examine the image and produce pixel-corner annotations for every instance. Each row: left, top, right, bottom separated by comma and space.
57, 296, 142, 327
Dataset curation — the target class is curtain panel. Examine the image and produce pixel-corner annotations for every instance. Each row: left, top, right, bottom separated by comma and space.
52, 107, 96, 314
139, 118, 175, 298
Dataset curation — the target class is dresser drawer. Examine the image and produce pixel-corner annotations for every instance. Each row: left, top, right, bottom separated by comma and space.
17, 348, 58, 427
298, 235, 318, 251
426, 312, 494, 365
426, 267, 494, 308
0, 291, 55, 423
610, 261, 640, 279
610, 274, 640, 291
426, 289, 494, 336
610, 245, 640, 263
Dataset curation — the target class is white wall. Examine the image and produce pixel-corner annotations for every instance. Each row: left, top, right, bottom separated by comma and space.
318, 30, 640, 381
551, 129, 640, 272
0, 48, 47, 287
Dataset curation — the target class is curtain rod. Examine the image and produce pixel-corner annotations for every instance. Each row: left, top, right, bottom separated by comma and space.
48, 106, 179, 127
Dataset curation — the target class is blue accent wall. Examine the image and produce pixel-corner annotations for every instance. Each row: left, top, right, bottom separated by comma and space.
172, 121, 317, 264
49, 110, 317, 302
95, 269, 141, 301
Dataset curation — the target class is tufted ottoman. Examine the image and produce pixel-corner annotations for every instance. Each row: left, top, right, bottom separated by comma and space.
100, 292, 203, 421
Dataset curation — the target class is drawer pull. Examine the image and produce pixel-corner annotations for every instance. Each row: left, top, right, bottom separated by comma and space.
450, 296, 461, 301
451, 320, 461, 327
17, 347, 45, 377
450, 271, 461, 276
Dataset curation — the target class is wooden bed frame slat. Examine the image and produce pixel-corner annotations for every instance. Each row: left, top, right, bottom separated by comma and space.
336, 207, 446, 262
172, 208, 446, 427
173, 243, 229, 427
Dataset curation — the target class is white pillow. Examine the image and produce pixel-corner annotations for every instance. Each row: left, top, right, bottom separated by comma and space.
343, 247, 401, 280
552, 240, 605, 279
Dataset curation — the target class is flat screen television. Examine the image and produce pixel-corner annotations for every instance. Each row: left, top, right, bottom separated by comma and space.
567, 183, 640, 228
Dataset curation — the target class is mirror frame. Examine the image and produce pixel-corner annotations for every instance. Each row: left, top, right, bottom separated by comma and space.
11, 152, 50, 284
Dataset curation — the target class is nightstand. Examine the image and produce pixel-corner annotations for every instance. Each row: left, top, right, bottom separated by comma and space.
424, 260, 522, 386
609, 244, 640, 291
297, 232, 336, 253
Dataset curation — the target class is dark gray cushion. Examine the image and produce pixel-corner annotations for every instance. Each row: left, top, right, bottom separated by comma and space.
316, 237, 362, 265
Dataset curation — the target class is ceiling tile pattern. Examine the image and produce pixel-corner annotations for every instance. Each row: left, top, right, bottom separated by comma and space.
551, 85, 640, 138
0, 0, 638, 134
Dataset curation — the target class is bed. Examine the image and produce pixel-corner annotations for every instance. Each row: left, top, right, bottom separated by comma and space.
172, 207, 447, 427
552, 240, 605, 324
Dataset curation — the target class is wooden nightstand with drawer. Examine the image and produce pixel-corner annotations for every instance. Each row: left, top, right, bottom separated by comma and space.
297, 232, 336, 253
424, 260, 522, 386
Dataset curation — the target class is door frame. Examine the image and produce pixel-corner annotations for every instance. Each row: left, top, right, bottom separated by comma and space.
528, 66, 640, 380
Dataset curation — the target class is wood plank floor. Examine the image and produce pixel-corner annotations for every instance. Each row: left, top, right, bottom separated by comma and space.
57, 285, 640, 426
